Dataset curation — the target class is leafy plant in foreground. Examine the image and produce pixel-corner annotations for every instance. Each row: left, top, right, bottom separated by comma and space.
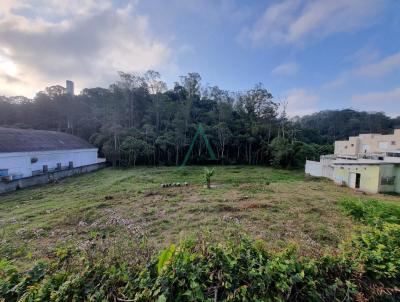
204, 168, 215, 189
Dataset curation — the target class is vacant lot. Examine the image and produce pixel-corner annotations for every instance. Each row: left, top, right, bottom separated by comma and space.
1, 166, 399, 268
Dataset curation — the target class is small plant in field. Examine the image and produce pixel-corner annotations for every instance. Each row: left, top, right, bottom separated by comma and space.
203, 167, 215, 189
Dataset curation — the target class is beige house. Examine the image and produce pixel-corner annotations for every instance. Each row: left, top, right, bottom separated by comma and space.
335, 129, 400, 156
333, 159, 400, 194
305, 129, 400, 194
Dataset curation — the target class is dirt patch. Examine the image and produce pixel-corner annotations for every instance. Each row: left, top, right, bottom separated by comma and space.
239, 202, 274, 210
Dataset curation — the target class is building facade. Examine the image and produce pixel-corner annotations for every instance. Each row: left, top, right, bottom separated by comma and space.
66, 80, 74, 95
305, 129, 400, 194
334, 129, 400, 156
333, 160, 400, 194
0, 127, 102, 180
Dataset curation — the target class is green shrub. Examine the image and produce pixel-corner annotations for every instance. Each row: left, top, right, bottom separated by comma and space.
344, 223, 400, 281
2, 230, 400, 302
340, 198, 400, 225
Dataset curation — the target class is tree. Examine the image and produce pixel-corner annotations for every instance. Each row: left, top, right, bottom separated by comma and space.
120, 136, 154, 167
0, 70, 396, 168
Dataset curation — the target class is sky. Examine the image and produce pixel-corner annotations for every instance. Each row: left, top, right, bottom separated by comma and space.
0, 0, 399, 117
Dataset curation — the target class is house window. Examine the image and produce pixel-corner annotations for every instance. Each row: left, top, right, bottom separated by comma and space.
391, 141, 396, 145
381, 176, 395, 185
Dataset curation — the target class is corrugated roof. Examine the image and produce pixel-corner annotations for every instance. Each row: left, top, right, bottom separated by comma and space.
0, 127, 95, 153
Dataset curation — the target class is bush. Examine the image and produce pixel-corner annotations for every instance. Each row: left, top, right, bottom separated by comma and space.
344, 223, 400, 281
1, 229, 400, 302
340, 197, 400, 225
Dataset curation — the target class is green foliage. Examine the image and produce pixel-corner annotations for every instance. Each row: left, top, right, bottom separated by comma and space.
339, 197, 400, 298
268, 138, 331, 168
120, 136, 154, 167
2, 229, 400, 301
0, 71, 353, 168
296, 109, 396, 145
340, 198, 400, 225
203, 168, 215, 189
344, 223, 400, 281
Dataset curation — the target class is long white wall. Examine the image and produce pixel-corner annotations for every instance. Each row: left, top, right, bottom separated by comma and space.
0, 148, 99, 178
305, 160, 322, 177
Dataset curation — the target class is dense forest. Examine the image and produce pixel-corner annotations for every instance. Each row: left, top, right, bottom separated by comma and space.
1, 71, 399, 168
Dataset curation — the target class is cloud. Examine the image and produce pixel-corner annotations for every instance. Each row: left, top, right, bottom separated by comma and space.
354, 52, 400, 77
242, 0, 383, 45
351, 87, 400, 117
351, 87, 400, 104
281, 89, 319, 117
271, 62, 299, 76
342, 45, 380, 65
0, 0, 173, 97
326, 51, 400, 88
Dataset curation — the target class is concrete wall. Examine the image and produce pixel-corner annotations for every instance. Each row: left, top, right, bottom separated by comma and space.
334, 129, 400, 156
0, 162, 106, 194
305, 160, 322, 177
0, 148, 99, 178
335, 137, 359, 156
305, 157, 334, 179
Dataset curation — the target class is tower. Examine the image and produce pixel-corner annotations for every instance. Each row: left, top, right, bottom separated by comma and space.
66, 80, 74, 95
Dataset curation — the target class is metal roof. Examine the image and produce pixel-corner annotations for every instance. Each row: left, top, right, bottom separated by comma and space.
0, 127, 95, 153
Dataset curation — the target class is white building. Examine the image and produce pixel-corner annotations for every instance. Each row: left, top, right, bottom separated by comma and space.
66, 80, 74, 95
0, 127, 102, 179
305, 129, 400, 193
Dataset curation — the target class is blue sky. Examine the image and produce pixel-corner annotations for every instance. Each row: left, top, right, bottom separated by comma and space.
1, 0, 399, 116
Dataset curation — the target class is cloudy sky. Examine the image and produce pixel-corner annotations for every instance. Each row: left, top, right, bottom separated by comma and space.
0, 0, 399, 116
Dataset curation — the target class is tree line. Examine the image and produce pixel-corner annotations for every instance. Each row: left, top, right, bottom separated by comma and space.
0, 71, 398, 168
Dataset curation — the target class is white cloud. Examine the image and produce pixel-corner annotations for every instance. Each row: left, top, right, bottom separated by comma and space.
343, 46, 380, 65
243, 0, 383, 45
271, 62, 299, 76
351, 87, 400, 104
354, 52, 400, 77
351, 87, 400, 117
0, 0, 173, 97
281, 89, 319, 117
326, 51, 400, 88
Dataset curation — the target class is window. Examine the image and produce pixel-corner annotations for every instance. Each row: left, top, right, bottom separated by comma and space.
381, 176, 395, 185
391, 141, 396, 145
362, 144, 369, 153
344, 146, 348, 149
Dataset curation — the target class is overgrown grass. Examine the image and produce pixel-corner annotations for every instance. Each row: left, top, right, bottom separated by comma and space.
1, 167, 400, 300
0, 166, 398, 270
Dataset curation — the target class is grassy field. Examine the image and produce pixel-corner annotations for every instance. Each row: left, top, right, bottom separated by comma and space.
1, 165, 399, 268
